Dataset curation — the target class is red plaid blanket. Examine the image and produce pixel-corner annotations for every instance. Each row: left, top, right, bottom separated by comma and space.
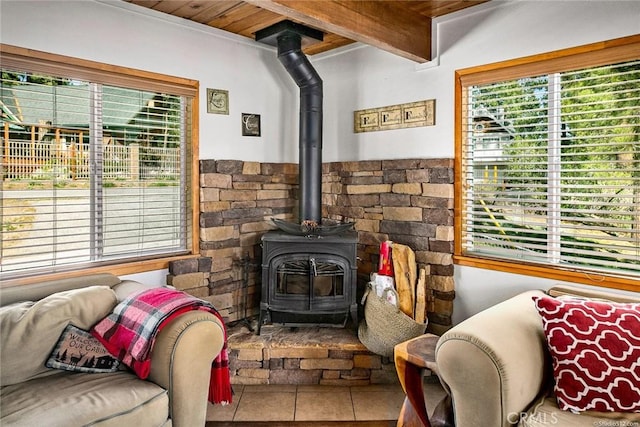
91, 288, 232, 405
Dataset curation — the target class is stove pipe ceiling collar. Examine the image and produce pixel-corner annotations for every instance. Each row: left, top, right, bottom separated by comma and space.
256, 21, 324, 224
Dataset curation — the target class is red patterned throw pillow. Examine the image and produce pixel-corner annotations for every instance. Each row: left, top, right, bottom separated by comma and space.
533, 296, 640, 413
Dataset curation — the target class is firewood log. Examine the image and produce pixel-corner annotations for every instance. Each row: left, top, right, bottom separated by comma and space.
415, 268, 427, 323
392, 243, 416, 318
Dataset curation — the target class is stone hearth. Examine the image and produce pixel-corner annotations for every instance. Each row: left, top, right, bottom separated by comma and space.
227, 322, 400, 386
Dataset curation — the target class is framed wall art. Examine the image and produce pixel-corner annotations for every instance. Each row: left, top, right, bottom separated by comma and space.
207, 88, 229, 115
354, 99, 435, 133
241, 113, 261, 137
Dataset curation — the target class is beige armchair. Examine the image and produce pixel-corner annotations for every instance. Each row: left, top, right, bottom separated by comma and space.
435, 285, 640, 427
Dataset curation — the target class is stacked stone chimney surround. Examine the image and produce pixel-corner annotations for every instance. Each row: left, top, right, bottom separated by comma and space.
179, 158, 454, 385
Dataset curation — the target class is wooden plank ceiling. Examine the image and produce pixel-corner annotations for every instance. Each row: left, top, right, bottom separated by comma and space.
124, 0, 488, 63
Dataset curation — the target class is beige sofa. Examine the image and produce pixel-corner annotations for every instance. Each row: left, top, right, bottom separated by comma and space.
435, 285, 640, 427
0, 273, 225, 427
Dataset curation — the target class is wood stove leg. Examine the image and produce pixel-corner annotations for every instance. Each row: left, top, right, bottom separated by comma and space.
349, 303, 358, 332
257, 308, 266, 335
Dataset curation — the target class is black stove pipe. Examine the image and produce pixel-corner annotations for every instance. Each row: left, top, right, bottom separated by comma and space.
276, 31, 323, 224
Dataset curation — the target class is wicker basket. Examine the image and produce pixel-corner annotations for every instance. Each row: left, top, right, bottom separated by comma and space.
358, 282, 427, 357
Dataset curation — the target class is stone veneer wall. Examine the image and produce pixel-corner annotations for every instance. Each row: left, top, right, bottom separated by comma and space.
198, 158, 454, 335
197, 160, 297, 323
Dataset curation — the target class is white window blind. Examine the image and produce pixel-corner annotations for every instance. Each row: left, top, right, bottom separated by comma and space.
1, 65, 193, 278
460, 59, 640, 278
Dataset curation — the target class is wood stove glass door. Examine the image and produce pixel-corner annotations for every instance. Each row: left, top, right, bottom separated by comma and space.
271, 255, 348, 311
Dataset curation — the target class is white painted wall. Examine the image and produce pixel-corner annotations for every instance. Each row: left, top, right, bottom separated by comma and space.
453, 266, 640, 324
314, 0, 640, 162
2, 0, 638, 321
121, 269, 168, 287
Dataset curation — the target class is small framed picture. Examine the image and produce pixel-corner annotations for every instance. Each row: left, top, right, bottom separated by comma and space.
207, 89, 229, 115
241, 113, 261, 137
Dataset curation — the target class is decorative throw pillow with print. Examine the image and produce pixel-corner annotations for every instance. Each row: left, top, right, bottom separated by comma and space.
46, 324, 120, 373
533, 295, 640, 413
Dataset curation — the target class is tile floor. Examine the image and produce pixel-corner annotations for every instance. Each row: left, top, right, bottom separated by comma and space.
207, 378, 446, 423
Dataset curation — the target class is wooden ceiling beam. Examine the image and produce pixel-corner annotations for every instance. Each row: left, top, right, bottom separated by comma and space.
244, 0, 432, 63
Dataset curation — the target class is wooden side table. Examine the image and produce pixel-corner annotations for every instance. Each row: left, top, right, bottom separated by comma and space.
394, 333, 452, 427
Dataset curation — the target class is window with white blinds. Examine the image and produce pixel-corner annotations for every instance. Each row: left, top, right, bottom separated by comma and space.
1, 47, 195, 279
457, 37, 639, 285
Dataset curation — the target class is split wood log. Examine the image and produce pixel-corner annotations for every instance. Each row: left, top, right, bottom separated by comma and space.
415, 268, 427, 323
392, 243, 417, 318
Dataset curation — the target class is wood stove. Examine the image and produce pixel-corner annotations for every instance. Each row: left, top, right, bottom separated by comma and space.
255, 22, 359, 334
258, 230, 358, 334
